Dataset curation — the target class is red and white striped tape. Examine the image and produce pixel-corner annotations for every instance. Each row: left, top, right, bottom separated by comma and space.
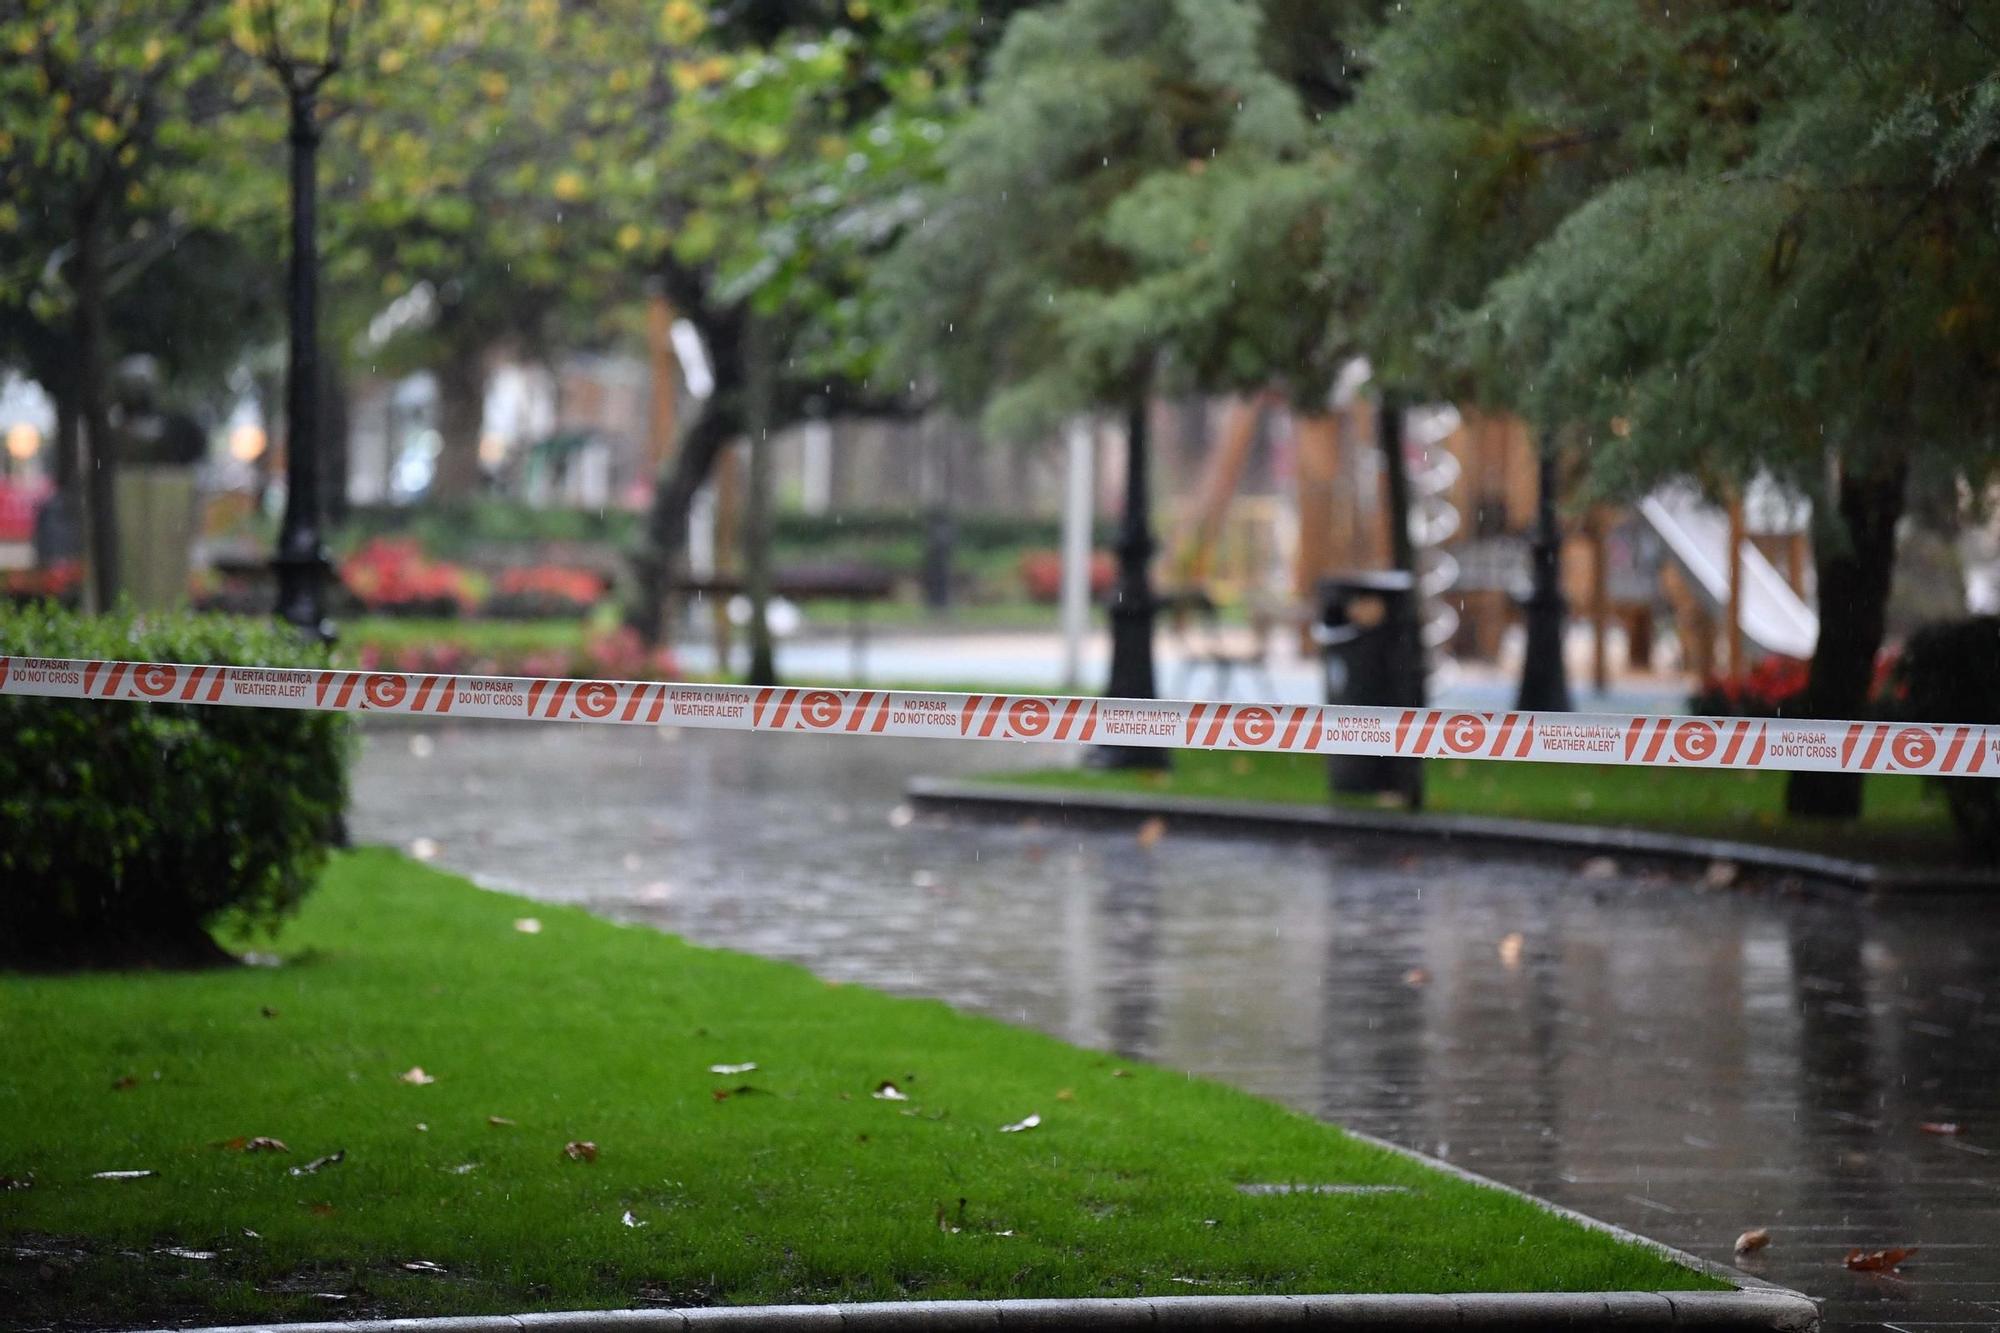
0, 655, 1993, 778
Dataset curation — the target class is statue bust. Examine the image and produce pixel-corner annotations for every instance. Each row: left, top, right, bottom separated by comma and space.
110, 356, 206, 467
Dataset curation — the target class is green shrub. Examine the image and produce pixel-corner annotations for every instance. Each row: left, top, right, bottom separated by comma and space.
1889, 615, 2000, 864
0, 604, 351, 968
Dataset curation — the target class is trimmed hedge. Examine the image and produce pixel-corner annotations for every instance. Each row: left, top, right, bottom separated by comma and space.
0, 604, 351, 968
1891, 615, 2000, 864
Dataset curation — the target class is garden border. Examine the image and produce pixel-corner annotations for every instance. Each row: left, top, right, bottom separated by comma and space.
905, 776, 2000, 894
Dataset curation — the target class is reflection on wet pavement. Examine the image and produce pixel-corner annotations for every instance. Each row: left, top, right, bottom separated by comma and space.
353, 721, 2000, 1333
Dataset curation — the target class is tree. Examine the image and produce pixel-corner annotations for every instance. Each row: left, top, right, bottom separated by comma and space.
1435, 2, 2000, 817
874, 0, 1374, 719
0, 0, 248, 604
623, 0, 1023, 647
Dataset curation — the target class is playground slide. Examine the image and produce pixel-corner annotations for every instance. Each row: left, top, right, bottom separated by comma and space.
1638, 484, 1819, 660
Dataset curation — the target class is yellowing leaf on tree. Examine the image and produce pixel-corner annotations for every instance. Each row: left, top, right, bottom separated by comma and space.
659, 0, 706, 44
479, 71, 509, 101
552, 170, 586, 202
617, 224, 645, 251
378, 48, 406, 75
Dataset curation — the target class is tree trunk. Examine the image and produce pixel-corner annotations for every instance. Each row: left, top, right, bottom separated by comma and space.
74, 198, 117, 612
431, 338, 486, 502
1785, 458, 1908, 820
627, 402, 742, 646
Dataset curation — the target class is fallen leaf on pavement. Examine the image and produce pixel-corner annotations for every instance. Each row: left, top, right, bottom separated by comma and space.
288, 1150, 345, 1176
402, 1260, 447, 1274
563, 1141, 599, 1163
999, 1113, 1041, 1133
872, 1081, 909, 1101
887, 803, 915, 829
621, 1210, 647, 1228
409, 837, 440, 861
1734, 1228, 1771, 1255
1403, 968, 1430, 987
1136, 817, 1167, 849
710, 1062, 758, 1075
1919, 1122, 1962, 1136
487, 1116, 515, 1127
1579, 855, 1619, 880
1498, 933, 1525, 968
91, 1170, 156, 1180
399, 1067, 436, 1085
1843, 1247, 1916, 1273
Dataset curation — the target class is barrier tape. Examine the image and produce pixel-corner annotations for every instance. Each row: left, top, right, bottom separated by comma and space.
0, 655, 1993, 778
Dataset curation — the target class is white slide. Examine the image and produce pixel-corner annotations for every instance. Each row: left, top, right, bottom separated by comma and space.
1639, 484, 1819, 659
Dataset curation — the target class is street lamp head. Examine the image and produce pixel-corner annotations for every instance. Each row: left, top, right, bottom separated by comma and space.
241, 0, 360, 85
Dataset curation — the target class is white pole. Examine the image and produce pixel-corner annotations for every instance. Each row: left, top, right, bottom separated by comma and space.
1060, 417, 1095, 692
801, 418, 833, 515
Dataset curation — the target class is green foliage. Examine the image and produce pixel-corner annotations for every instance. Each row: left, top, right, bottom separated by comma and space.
878, 0, 1371, 435
1891, 617, 2000, 864
0, 605, 350, 968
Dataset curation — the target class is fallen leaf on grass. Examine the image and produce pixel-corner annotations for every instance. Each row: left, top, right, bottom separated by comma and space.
91, 1170, 156, 1180
513, 918, 542, 934
563, 1141, 599, 1163
399, 1067, 436, 1085
222, 1136, 288, 1154
414, 1123, 429, 1132
111, 1075, 138, 1091
289, 1150, 345, 1176
872, 1081, 909, 1102
1136, 817, 1167, 849
402, 1260, 447, 1274
709, 1062, 758, 1075
1734, 1228, 1771, 1255
621, 1210, 648, 1228
712, 1084, 766, 1101
487, 1116, 515, 1127
448, 1163, 478, 1175
307, 1203, 336, 1217
1111, 1068, 1130, 1078
241, 1229, 260, 1239
999, 1114, 1041, 1134
260, 1006, 279, 1018
1498, 933, 1525, 969
157, 1247, 215, 1261
1055, 1089, 1075, 1102
1843, 1247, 1916, 1273
1920, 1122, 1962, 1136
0, 1175, 32, 1191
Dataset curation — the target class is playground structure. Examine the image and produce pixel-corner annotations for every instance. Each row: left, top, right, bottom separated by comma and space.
1163, 391, 1820, 693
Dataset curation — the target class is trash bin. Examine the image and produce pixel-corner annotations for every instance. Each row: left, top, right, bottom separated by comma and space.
1314, 572, 1423, 804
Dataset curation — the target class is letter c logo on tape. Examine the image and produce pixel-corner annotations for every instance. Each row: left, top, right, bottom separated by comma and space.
1233, 706, 1275, 747
1893, 727, 1936, 769
1673, 720, 1718, 763
800, 690, 843, 729
365, 674, 408, 710
1008, 698, 1050, 737
574, 682, 617, 718
133, 664, 178, 697
1444, 713, 1486, 754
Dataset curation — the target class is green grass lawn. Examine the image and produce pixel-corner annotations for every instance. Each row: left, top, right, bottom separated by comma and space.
998, 749, 1963, 865
1, 851, 1716, 1327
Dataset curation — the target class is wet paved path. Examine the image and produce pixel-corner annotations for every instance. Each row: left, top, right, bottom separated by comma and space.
353, 721, 2000, 1333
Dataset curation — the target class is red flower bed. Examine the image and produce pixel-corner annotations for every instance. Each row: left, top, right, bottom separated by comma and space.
351, 626, 678, 683
484, 565, 610, 619
340, 538, 480, 618
1, 561, 81, 607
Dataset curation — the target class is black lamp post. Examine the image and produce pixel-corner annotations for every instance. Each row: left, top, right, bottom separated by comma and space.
253, 0, 353, 644
1089, 394, 1169, 771
1515, 430, 1572, 712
